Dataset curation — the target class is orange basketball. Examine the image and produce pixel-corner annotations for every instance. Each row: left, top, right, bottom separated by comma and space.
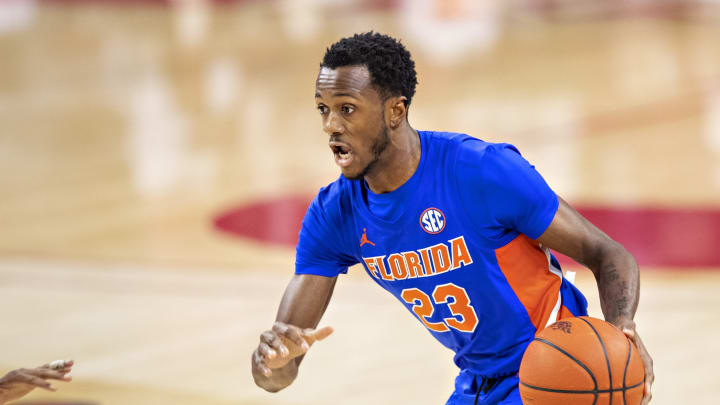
519, 316, 645, 405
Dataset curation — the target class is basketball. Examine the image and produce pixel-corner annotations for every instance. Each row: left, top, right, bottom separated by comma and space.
519, 317, 645, 405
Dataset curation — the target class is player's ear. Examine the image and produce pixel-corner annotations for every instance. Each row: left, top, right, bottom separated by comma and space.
386, 96, 408, 129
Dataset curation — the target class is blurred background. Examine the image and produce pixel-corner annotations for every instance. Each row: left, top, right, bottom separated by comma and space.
1, 0, 720, 404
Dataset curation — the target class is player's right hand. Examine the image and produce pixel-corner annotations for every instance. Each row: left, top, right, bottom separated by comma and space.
252, 322, 333, 377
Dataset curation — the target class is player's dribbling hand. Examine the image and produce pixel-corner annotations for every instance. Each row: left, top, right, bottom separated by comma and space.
622, 326, 654, 405
253, 322, 333, 377
0, 360, 74, 405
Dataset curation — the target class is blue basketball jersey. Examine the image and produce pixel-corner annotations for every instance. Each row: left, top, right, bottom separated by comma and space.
295, 130, 588, 378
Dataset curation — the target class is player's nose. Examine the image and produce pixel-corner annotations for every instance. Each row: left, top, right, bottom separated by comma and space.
322, 111, 344, 136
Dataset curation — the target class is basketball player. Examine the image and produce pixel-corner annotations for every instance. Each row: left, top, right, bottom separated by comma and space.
251, 32, 654, 405
0, 360, 73, 404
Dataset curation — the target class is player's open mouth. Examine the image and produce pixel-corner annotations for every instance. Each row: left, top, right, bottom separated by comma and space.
330, 142, 353, 167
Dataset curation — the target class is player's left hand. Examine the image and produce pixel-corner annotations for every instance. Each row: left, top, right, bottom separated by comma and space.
621, 326, 653, 405
0, 360, 74, 405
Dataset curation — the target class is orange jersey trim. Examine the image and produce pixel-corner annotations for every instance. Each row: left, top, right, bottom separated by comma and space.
495, 234, 563, 331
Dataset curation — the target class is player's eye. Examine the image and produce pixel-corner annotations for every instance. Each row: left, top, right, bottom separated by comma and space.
317, 105, 328, 115
341, 105, 355, 115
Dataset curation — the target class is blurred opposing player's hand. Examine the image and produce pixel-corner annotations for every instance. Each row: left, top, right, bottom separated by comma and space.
0, 360, 73, 404
253, 322, 333, 377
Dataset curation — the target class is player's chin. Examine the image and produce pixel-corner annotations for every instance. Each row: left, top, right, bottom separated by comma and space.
340, 168, 363, 180
339, 164, 365, 180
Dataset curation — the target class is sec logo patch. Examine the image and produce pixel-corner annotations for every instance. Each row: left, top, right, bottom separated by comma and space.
420, 207, 446, 234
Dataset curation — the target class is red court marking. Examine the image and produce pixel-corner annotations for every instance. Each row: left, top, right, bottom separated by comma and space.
213, 195, 311, 247
554, 206, 720, 269
214, 197, 720, 268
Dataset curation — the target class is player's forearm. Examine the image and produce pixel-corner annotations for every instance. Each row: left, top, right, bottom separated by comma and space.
252, 356, 299, 393
588, 241, 640, 327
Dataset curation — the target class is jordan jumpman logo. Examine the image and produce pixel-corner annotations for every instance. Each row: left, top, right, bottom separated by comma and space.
360, 228, 375, 247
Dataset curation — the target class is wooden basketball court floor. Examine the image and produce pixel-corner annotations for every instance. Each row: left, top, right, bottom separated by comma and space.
1, 1, 719, 404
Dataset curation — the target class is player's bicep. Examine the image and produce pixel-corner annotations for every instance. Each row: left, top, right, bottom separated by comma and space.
537, 196, 619, 270
276, 274, 337, 328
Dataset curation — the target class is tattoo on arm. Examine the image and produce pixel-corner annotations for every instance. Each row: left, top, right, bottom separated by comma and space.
604, 266, 620, 282
596, 259, 637, 324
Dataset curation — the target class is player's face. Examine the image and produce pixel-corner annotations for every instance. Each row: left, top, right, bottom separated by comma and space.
315, 65, 390, 180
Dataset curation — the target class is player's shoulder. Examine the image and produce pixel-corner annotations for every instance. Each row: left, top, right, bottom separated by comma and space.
423, 130, 521, 167
421, 130, 474, 152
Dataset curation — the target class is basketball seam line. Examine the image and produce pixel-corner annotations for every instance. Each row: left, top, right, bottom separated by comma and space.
579, 317, 613, 405
532, 337, 599, 405
519, 381, 644, 394
623, 339, 631, 405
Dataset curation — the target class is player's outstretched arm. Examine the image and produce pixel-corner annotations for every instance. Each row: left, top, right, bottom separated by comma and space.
538, 197, 654, 405
252, 274, 336, 393
0, 360, 74, 405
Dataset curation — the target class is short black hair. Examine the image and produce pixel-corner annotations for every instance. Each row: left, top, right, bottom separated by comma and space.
321, 32, 418, 107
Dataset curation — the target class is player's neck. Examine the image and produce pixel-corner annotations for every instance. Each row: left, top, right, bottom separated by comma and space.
364, 125, 420, 194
